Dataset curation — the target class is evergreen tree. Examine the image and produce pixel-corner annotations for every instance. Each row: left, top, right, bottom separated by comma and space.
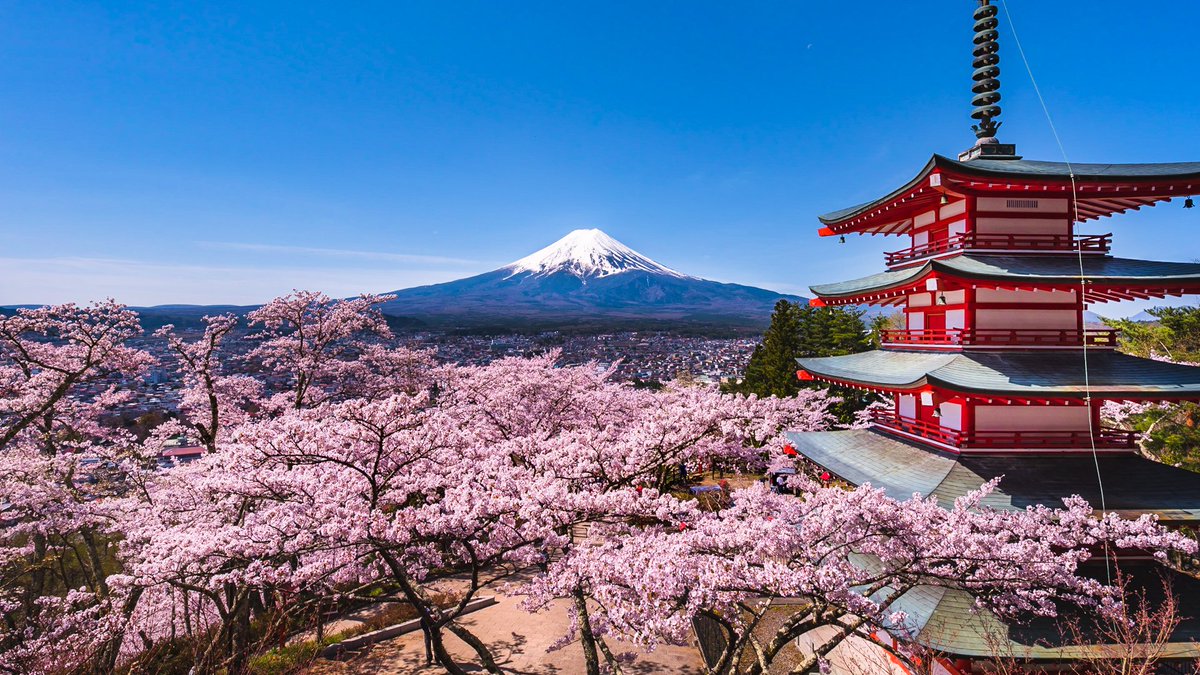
1103, 305, 1200, 473
732, 300, 803, 398
732, 301, 876, 424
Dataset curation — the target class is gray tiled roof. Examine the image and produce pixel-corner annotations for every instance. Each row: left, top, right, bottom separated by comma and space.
947, 156, 1200, 180
791, 429, 1200, 659
819, 154, 1200, 224
783, 429, 1200, 523
796, 349, 1200, 398
810, 254, 1200, 299
861, 554, 1200, 659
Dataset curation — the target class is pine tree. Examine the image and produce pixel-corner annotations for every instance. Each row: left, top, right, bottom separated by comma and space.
733, 300, 803, 398
731, 301, 876, 424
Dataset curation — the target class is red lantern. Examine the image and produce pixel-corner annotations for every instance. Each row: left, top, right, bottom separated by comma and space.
783, 444, 798, 456
820, 471, 832, 482
678, 522, 688, 531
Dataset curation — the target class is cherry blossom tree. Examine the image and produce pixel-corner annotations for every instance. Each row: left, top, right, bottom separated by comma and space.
115, 352, 833, 674
0, 301, 154, 673
245, 291, 396, 409
522, 477, 1195, 675
156, 314, 262, 454
3, 293, 1193, 675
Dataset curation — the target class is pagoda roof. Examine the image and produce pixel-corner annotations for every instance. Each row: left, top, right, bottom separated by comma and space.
809, 254, 1200, 305
818, 154, 1200, 233
783, 428, 1200, 523
860, 553, 1200, 660
795, 349, 1200, 399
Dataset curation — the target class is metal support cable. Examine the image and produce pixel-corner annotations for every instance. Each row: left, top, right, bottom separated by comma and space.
999, 0, 1111, 583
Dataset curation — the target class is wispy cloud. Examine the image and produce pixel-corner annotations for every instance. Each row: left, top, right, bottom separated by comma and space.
196, 241, 482, 266
0, 256, 473, 306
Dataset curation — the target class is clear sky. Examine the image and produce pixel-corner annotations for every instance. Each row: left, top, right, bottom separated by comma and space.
2, 1, 1199, 317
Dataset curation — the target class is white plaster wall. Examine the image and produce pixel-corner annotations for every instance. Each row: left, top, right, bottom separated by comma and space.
908, 292, 932, 308
974, 406, 1090, 432
899, 394, 917, 419
943, 289, 965, 305
945, 309, 966, 330
975, 308, 1078, 330
940, 199, 968, 219
939, 402, 963, 431
914, 210, 937, 227
907, 312, 925, 331
976, 288, 1076, 304
975, 217, 1069, 235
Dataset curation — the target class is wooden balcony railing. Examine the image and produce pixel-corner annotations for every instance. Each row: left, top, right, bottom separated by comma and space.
868, 410, 963, 446
879, 328, 1119, 348
885, 232, 1112, 267
870, 410, 1138, 450
966, 427, 1138, 450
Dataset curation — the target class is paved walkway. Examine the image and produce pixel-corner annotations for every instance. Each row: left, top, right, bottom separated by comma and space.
307, 585, 704, 674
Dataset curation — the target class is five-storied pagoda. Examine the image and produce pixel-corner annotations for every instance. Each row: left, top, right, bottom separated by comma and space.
787, 1, 1200, 670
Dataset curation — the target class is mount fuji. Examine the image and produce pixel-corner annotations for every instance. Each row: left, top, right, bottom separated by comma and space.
380, 229, 805, 332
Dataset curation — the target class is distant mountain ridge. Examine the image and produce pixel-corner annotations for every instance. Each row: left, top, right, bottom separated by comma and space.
378, 229, 806, 332
4, 229, 808, 334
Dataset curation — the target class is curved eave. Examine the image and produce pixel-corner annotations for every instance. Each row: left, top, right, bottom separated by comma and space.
934, 155, 1200, 183
785, 429, 1200, 524
818, 154, 1200, 233
808, 255, 1200, 305
817, 156, 939, 227
796, 350, 1200, 400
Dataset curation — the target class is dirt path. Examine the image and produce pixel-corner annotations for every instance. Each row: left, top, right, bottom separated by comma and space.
306, 585, 704, 674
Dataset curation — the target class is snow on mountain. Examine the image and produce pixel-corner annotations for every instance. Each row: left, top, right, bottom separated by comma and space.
504, 229, 689, 280
380, 228, 806, 330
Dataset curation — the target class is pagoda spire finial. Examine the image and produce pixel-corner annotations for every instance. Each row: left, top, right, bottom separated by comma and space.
970, 0, 1002, 143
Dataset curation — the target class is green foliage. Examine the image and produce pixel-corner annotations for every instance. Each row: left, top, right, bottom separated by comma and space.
729, 300, 875, 423
1105, 306, 1200, 362
1123, 403, 1200, 474
1104, 306, 1200, 473
247, 632, 348, 675
733, 300, 804, 399
868, 312, 904, 349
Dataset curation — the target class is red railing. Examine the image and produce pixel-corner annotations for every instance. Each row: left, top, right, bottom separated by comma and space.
879, 328, 1119, 348
870, 410, 1137, 450
869, 410, 963, 446
967, 428, 1137, 450
885, 232, 1112, 267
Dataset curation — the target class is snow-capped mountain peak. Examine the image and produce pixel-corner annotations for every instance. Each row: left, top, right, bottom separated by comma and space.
504, 229, 689, 280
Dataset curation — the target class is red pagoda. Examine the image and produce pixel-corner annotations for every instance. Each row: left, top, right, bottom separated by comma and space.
786, 1, 1200, 670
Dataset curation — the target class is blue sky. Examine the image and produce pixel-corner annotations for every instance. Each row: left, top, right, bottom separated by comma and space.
2, 1, 1199, 316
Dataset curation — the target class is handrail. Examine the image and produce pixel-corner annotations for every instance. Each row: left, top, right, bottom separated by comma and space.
885, 232, 1111, 267
879, 328, 1119, 348
869, 410, 963, 446
869, 410, 1137, 450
